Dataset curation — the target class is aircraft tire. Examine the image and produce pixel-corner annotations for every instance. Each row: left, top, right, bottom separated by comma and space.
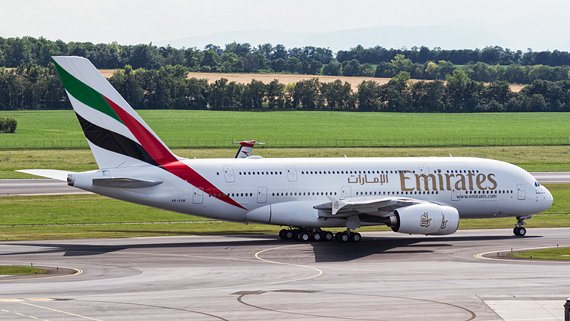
336, 232, 349, 242
299, 231, 311, 242
335, 232, 343, 242
514, 227, 526, 237
312, 232, 322, 241
349, 232, 361, 242
323, 231, 334, 241
284, 230, 294, 240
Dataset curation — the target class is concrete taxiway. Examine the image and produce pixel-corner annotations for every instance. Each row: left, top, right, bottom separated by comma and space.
0, 228, 569, 320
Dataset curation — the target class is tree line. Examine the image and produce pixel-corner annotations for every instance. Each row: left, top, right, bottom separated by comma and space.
2, 37, 570, 85
2, 62, 570, 113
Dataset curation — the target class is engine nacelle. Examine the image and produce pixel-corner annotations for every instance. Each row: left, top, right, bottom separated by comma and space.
389, 204, 459, 235
429, 206, 460, 235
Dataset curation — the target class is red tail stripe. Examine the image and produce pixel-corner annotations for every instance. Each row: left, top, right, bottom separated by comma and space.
103, 97, 246, 210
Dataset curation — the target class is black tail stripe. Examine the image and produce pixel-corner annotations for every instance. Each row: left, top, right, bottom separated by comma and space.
76, 112, 159, 166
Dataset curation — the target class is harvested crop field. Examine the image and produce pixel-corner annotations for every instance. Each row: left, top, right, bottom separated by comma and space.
98, 70, 525, 92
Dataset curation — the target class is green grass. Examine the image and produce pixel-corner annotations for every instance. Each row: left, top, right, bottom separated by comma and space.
1, 111, 570, 148
509, 248, 570, 260
3, 146, 570, 179
0, 266, 47, 275
0, 184, 568, 241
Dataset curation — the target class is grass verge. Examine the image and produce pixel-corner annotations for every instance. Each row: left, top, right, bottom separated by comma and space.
509, 248, 570, 260
0, 266, 47, 275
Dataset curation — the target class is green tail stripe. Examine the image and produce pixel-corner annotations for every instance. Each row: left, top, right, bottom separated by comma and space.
52, 58, 124, 124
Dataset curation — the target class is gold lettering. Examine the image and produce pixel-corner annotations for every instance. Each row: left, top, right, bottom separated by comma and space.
415, 174, 437, 191
454, 174, 466, 190
476, 173, 487, 190
399, 170, 415, 191
445, 174, 455, 191
487, 173, 497, 190
467, 172, 475, 190
437, 173, 445, 191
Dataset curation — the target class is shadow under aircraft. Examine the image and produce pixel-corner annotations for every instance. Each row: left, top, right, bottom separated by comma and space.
0, 234, 535, 262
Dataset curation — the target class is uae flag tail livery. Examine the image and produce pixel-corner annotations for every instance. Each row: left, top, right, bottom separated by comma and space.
42, 56, 245, 210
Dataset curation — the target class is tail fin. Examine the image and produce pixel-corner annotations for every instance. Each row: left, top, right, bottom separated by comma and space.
52, 56, 177, 169
233, 140, 265, 158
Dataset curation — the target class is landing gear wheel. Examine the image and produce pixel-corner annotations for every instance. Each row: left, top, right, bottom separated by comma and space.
323, 231, 334, 242
312, 232, 322, 241
335, 232, 342, 242
284, 230, 294, 240
514, 227, 526, 237
279, 229, 287, 239
336, 232, 349, 242
513, 215, 530, 237
298, 230, 311, 242
349, 232, 361, 242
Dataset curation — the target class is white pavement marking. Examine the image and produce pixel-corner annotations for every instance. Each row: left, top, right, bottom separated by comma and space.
484, 300, 564, 321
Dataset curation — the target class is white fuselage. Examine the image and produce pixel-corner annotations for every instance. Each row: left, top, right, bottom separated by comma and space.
69, 156, 553, 228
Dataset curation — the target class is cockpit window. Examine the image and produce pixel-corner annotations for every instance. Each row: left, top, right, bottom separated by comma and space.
534, 181, 541, 187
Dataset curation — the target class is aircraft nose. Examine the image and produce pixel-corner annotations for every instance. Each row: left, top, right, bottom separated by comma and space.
538, 186, 553, 212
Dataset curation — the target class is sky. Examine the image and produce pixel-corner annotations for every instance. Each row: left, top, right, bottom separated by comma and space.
1, 0, 569, 50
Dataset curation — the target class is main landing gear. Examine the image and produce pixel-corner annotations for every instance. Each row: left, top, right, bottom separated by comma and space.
335, 230, 361, 243
513, 215, 532, 237
279, 228, 361, 242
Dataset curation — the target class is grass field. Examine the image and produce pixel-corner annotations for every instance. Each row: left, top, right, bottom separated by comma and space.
1, 111, 570, 149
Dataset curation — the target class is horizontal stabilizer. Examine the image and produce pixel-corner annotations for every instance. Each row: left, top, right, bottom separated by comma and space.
92, 177, 163, 188
16, 169, 76, 181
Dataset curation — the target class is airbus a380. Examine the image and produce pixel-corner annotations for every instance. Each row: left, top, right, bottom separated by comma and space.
19, 56, 553, 242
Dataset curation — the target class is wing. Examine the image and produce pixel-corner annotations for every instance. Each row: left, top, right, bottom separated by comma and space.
314, 196, 418, 217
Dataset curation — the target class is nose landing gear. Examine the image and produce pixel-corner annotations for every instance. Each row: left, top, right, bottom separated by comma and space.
513, 215, 532, 236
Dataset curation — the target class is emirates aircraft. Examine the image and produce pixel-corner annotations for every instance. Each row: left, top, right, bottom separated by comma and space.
19, 57, 553, 242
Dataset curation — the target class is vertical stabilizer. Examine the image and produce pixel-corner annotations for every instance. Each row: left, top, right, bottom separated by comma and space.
52, 56, 177, 169
233, 140, 265, 158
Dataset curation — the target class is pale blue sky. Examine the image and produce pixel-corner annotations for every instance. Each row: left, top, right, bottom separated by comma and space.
0, 0, 568, 50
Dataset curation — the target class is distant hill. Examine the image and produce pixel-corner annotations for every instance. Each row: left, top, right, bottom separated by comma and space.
154, 26, 505, 51
154, 18, 570, 52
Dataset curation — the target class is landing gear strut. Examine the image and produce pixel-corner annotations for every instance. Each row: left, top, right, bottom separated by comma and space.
513, 215, 531, 237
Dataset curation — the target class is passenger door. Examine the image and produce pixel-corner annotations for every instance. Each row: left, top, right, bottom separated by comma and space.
223, 165, 235, 183
257, 187, 267, 203
193, 188, 204, 204
517, 184, 526, 200
286, 165, 298, 182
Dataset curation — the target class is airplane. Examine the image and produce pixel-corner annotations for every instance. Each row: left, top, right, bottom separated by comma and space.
233, 140, 264, 158
18, 56, 553, 242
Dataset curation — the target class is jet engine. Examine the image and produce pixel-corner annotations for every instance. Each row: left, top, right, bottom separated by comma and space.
388, 204, 460, 235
